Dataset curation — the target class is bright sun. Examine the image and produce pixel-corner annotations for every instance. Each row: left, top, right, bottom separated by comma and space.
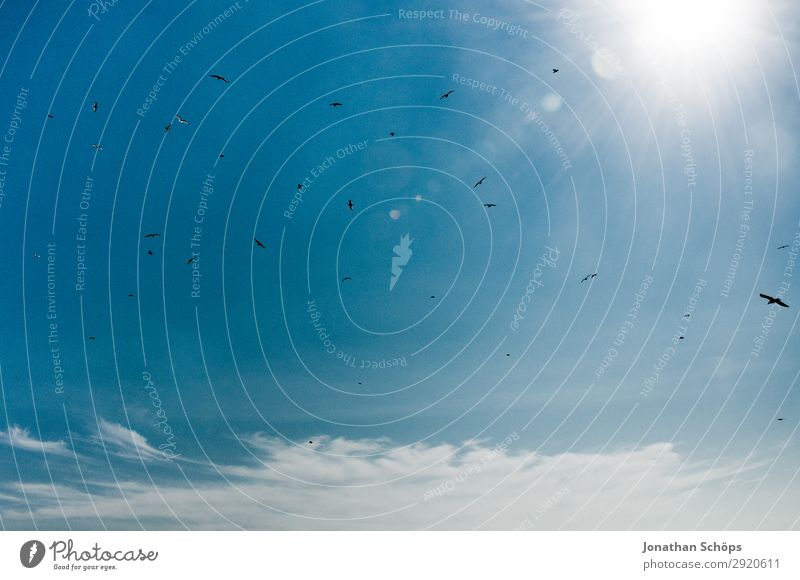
634, 0, 749, 57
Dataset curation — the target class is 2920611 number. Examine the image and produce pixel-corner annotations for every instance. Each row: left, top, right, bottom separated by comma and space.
731, 558, 779, 568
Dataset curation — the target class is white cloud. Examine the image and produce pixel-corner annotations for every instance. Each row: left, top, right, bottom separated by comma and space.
96, 419, 167, 462
1, 435, 796, 530
0, 425, 71, 456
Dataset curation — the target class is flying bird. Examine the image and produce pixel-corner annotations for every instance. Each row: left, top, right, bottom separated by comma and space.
389, 132, 395, 137
552, 68, 559, 73
348, 199, 354, 210
144, 233, 160, 238
147, 250, 153, 256
759, 293, 789, 308
33, 252, 40, 258
88, 336, 96, 341
297, 183, 303, 191
777, 244, 790, 249
209, 74, 229, 82
47, 113, 55, 119
186, 256, 197, 265
683, 313, 691, 318
254, 238, 266, 249
91, 144, 103, 151
440, 90, 454, 99
678, 336, 685, 340
164, 124, 171, 133
329, 102, 343, 108
128, 294, 134, 297
483, 203, 496, 208
474, 177, 486, 188
175, 115, 189, 125
777, 418, 785, 421
430, 295, 435, 299
580, 273, 597, 283
219, 153, 224, 158
342, 276, 352, 282
92, 102, 98, 112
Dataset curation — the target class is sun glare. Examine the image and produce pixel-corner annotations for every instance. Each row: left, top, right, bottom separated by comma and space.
634, 0, 749, 57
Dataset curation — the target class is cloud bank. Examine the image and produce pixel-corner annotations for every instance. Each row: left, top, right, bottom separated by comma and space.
1, 429, 795, 530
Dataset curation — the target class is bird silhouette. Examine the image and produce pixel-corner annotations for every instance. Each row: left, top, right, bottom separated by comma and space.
297, 183, 303, 191
47, 113, 55, 119
348, 200, 354, 210
88, 336, 96, 341
759, 293, 789, 307
389, 132, 395, 137
144, 233, 160, 238
254, 238, 266, 249
164, 124, 171, 133
209, 74, 229, 82
474, 176, 486, 188
175, 114, 189, 125
678, 336, 685, 340
329, 102, 343, 108
33, 252, 40, 258
91, 144, 103, 151
440, 90, 454, 99
186, 256, 197, 265
219, 153, 224, 158
147, 250, 153, 256
777, 418, 785, 421
580, 273, 597, 283
342, 276, 352, 282
552, 68, 559, 73
483, 203, 496, 208
683, 313, 691, 318
92, 101, 98, 112
430, 295, 435, 299
777, 244, 790, 249
128, 294, 134, 297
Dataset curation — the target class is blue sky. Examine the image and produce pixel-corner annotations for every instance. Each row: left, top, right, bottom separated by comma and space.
0, 0, 799, 529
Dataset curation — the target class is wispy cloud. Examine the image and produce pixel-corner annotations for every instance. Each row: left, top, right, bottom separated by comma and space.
1, 435, 794, 530
0, 425, 71, 456
96, 419, 166, 462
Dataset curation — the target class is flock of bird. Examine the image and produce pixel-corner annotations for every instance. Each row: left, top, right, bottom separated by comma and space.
41, 68, 792, 423
51, 75, 518, 261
